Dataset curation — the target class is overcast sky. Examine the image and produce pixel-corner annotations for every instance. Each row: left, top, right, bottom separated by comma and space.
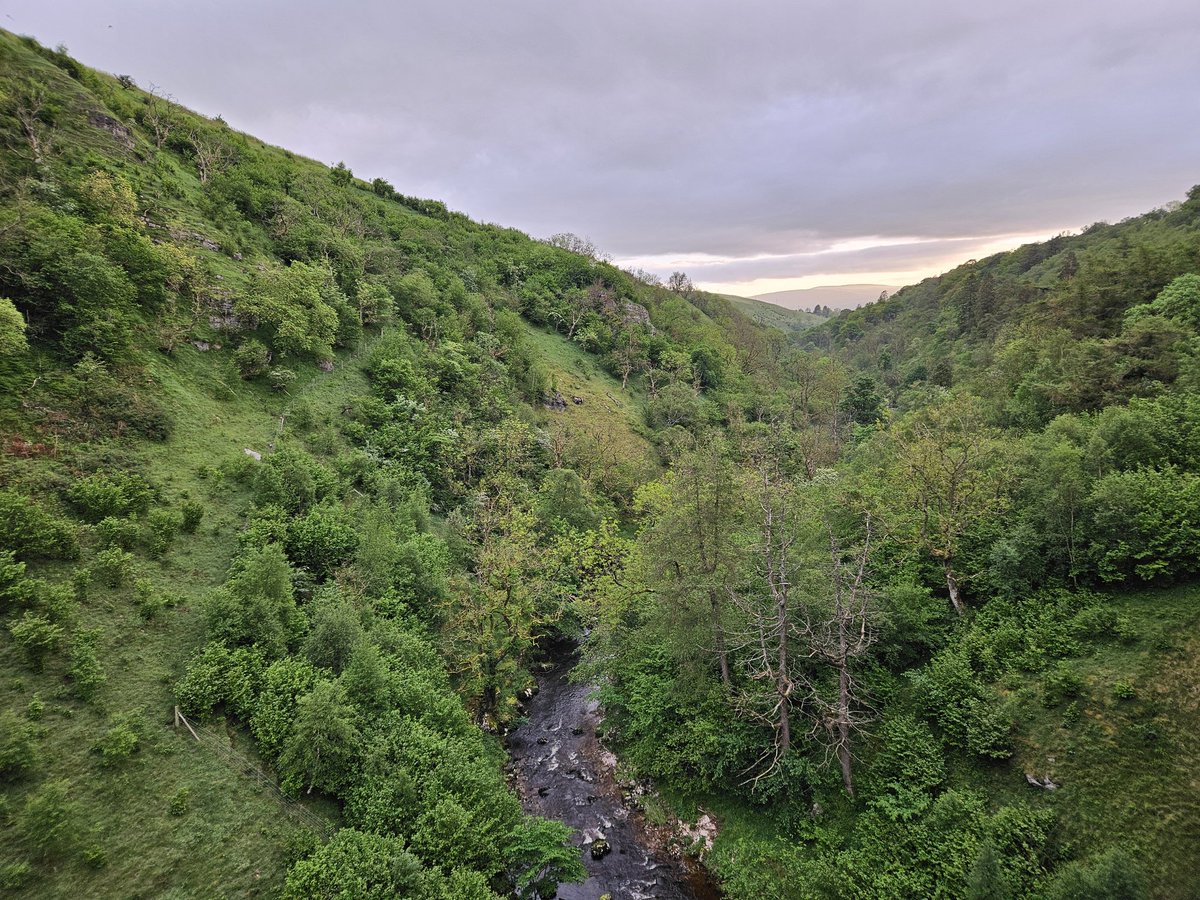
7, 1, 1200, 296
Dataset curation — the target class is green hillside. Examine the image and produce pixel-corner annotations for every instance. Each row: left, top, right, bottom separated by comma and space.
720, 293, 823, 334
2, 29, 1199, 900
0, 31, 766, 898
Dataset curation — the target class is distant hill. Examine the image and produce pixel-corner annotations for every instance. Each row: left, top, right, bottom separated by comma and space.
720, 294, 823, 333
805, 189, 1200, 415
752, 283, 899, 311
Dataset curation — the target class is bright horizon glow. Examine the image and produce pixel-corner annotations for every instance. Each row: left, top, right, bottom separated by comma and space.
616, 227, 1072, 299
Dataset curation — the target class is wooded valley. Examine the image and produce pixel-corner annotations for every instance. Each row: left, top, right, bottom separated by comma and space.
1, 32, 1198, 899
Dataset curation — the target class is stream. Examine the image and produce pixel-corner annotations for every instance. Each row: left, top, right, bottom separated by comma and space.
508, 649, 721, 900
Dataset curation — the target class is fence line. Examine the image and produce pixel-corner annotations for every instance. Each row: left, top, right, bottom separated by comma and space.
173, 706, 335, 839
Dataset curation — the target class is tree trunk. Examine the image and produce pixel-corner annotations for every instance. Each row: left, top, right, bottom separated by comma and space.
836, 662, 854, 796
945, 564, 965, 616
775, 580, 791, 758
709, 588, 731, 688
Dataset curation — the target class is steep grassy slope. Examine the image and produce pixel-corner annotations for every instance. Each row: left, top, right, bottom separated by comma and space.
0, 30, 772, 896
1011, 585, 1200, 897
0, 344, 350, 895
0, 321, 659, 897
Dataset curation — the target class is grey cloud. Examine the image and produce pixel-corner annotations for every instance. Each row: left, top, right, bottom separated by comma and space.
10, 0, 1200, 285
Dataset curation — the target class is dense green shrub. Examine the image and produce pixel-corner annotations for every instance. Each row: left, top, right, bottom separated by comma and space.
94, 515, 140, 549
234, 338, 271, 378
282, 829, 434, 900
285, 503, 359, 580
66, 472, 154, 522
94, 718, 140, 765
248, 655, 318, 758
92, 546, 135, 587
179, 498, 205, 533
910, 650, 1013, 758
1044, 848, 1148, 900
278, 680, 362, 796
8, 612, 63, 671
68, 628, 107, 701
0, 710, 39, 781
0, 492, 78, 560
303, 596, 364, 674
236, 261, 341, 359
253, 448, 337, 513
176, 642, 265, 718
19, 779, 81, 861
864, 715, 947, 821
203, 544, 305, 655
1087, 466, 1200, 581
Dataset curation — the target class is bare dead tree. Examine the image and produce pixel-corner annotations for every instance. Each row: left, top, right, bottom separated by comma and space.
727, 455, 799, 783
13, 82, 50, 166
546, 232, 611, 262
641, 364, 665, 399
187, 128, 234, 183
142, 84, 178, 149
794, 517, 876, 796
668, 271, 694, 296
614, 328, 647, 390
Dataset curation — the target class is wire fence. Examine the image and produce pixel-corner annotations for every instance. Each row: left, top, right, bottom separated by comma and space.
174, 707, 335, 840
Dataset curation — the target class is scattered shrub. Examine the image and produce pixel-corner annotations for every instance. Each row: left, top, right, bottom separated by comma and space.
95, 719, 140, 765
134, 577, 170, 620
1062, 701, 1081, 728
143, 507, 182, 556
0, 710, 39, 781
0, 861, 31, 890
68, 628, 107, 701
268, 367, 297, 392
19, 779, 80, 860
71, 567, 92, 602
66, 472, 154, 523
92, 547, 135, 587
169, 786, 191, 816
234, 338, 271, 378
0, 491, 78, 560
180, 498, 205, 533
1042, 665, 1083, 708
8, 613, 63, 672
94, 516, 139, 550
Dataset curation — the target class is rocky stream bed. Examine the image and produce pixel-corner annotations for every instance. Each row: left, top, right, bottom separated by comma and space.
507, 649, 721, 900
